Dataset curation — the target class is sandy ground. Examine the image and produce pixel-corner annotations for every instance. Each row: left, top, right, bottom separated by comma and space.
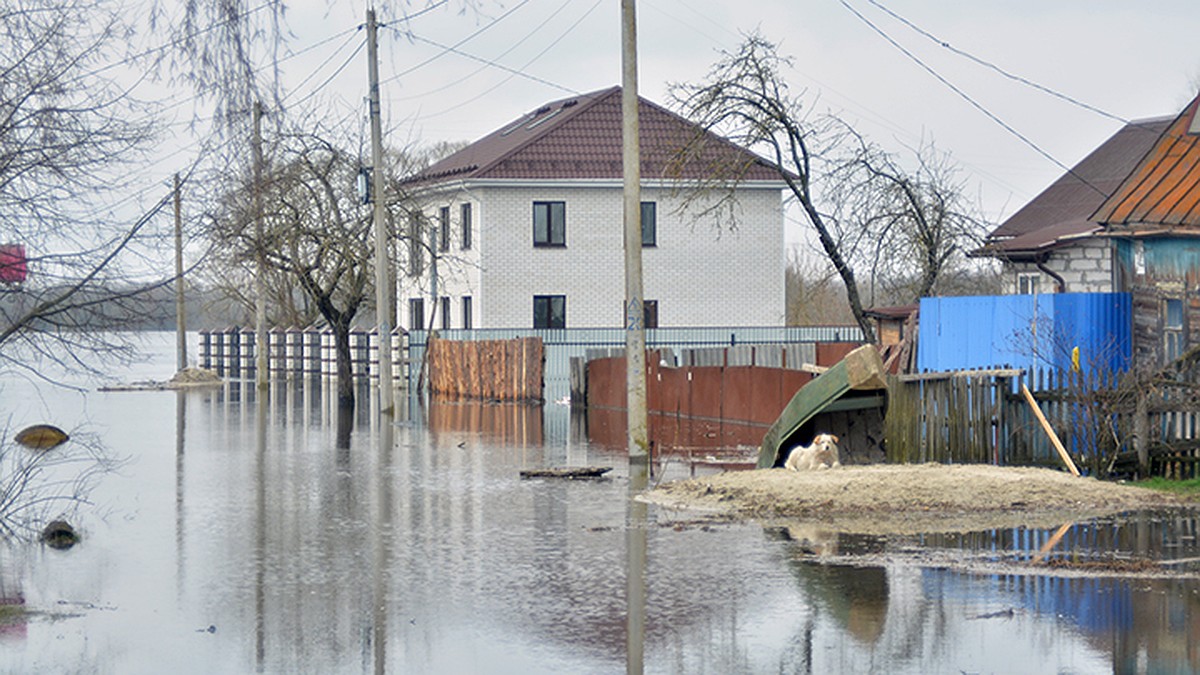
645, 463, 1193, 535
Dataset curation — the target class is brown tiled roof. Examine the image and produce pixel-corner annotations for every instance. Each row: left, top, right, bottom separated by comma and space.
402, 86, 786, 186
975, 115, 1169, 258
1093, 94, 1200, 228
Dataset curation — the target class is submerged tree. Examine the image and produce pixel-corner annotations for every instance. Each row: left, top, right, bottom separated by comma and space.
0, 1, 170, 382
206, 124, 377, 407
671, 33, 988, 341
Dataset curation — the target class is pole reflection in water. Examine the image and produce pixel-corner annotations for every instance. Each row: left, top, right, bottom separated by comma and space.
254, 392, 267, 671
626, 458, 648, 675
373, 415, 394, 674
175, 391, 186, 603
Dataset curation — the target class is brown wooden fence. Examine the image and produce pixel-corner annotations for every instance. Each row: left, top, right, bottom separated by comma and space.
426, 336, 545, 402
885, 365, 1200, 478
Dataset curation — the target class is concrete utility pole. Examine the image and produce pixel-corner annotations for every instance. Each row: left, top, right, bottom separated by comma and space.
253, 100, 268, 391
622, 0, 649, 463
366, 9, 394, 414
174, 173, 187, 372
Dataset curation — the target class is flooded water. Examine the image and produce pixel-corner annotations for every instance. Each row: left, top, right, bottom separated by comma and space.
2, 333, 1200, 673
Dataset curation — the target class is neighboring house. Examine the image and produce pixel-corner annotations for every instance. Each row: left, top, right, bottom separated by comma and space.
395, 86, 788, 332
975, 93, 1200, 369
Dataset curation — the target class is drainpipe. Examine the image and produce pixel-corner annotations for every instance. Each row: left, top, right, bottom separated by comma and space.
1035, 257, 1066, 293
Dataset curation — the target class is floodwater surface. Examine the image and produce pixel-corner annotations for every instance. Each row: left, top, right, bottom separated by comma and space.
1, 334, 1199, 674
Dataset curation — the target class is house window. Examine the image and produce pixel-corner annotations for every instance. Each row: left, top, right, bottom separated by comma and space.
462, 296, 473, 330
643, 299, 658, 328
438, 206, 450, 252
533, 201, 566, 247
641, 202, 656, 247
533, 295, 566, 329
440, 297, 451, 330
407, 213, 424, 277
408, 298, 425, 332
1017, 272, 1040, 295
461, 203, 472, 250
1164, 297, 1185, 364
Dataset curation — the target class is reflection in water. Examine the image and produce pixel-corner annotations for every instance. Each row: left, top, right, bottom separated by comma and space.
3, 354, 1200, 672
626, 459, 648, 675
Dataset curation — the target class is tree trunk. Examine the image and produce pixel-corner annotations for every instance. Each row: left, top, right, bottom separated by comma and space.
332, 321, 355, 409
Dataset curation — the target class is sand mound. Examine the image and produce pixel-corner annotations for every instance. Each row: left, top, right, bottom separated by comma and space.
645, 463, 1191, 534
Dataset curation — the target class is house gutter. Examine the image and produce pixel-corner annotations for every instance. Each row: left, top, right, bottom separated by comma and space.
1035, 257, 1066, 293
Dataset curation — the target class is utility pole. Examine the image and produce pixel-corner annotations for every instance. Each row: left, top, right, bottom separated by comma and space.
174, 173, 187, 372
367, 9, 394, 414
621, 0, 648, 464
253, 100, 268, 392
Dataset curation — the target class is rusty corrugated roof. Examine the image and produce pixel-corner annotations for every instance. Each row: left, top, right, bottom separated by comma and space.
402, 86, 786, 187
1093, 94, 1200, 227
975, 115, 1168, 258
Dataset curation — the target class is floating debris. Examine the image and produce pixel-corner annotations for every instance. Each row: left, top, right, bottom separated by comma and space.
14, 425, 69, 450
519, 466, 613, 480
41, 520, 78, 550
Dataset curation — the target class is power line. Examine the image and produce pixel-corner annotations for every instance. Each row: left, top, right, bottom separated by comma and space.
391, 0, 580, 101
863, 0, 1129, 125
379, 0, 534, 86
283, 33, 367, 108
401, 0, 601, 121
840, 0, 1110, 198
407, 34, 578, 95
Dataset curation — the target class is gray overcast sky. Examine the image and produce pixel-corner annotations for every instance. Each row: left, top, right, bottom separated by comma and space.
159, 1, 1200, 243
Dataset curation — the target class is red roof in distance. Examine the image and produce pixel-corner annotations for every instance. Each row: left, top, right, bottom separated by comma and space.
402, 86, 786, 187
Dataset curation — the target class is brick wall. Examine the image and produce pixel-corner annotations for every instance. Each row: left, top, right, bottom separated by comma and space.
403, 181, 786, 329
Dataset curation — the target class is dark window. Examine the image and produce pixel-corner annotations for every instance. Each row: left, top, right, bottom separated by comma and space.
641, 202, 657, 247
533, 201, 566, 247
462, 296, 473, 330
407, 213, 423, 277
461, 203, 472, 250
1017, 273, 1040, 295
533, 295, 566, 329
440, 297, 451, 330
409, 298, 425, 331
438, 206, 450, 252
643, 300, 658, 329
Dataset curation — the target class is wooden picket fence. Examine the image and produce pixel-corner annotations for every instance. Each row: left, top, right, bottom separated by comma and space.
425, 336, 545, 403
885, 365, 1200, 478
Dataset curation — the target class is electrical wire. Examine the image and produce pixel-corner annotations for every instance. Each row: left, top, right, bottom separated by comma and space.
862, 0, 1129, 125
283, 33, 367, 108
390, 0, 579, 101
379, 0, 534, 86
403, 0, 601, 121
840, 0, 1110, 198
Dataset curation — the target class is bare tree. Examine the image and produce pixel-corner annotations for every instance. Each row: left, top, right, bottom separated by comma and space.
207, 124, 375, 407
671, 33, 989, 342
826, 133, 989, 306
0, 1, 169, 382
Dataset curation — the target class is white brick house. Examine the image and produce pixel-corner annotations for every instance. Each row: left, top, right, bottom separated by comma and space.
396, 86, 788, 331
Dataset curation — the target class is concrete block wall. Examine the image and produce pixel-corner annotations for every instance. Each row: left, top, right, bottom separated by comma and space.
1004, 239, 1114, 295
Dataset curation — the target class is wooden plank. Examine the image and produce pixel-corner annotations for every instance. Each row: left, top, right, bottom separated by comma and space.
1021, 383, 1081, 476
519, 466, 613, 479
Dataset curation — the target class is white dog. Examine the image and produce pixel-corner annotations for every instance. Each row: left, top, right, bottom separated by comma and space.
784, 433, 841, 471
